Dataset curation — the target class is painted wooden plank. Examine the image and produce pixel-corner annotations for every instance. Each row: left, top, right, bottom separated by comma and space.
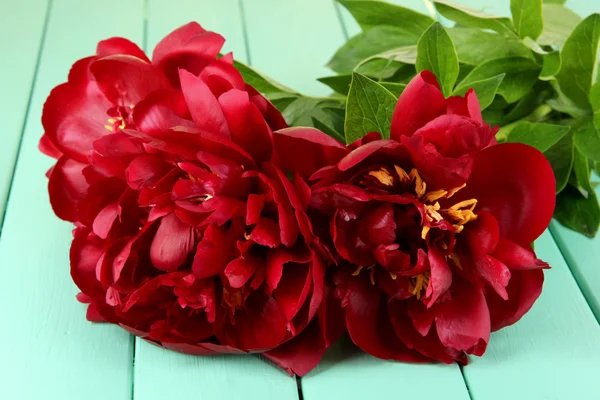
461, 231, 600, 400
0, 0, 49, 228
550, 186, 600, 321
0, 0, 144, 398
302, 339, 470, 400
132, 2, 299, 399
242, 0, 346, 95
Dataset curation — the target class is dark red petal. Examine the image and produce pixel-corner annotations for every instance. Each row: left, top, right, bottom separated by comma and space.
435, 280, 490, 354
90, 55, 170, 105
472, 254, 511, 300
200, 56, 245, 91
358, 204, 396, 247
96, 37, 149, 62
179, 69, 229, 136
42, 59, 112, 163
152, 22, 225, 87
125, 155, 173, 190
273, 127, 349, 180
389, 300, 457, 363
132, 88, 194, 133
424, 248, 452, 307
332, 209, 373, 266
150, 213, 197, 271
250, 217, 281, 248
348, 131, 382, 149
92, 202, 119, 239
446, 88, 482, 123
48, 156, 89, 222
487, 269, 544, 331
39, 133, 62, 159
245, 84, 289, 131
345, 276, 429, 361
390, 70, 446, 140
464, 143, 556, 246
224, 257, 260, 288
266, 246, 312, 295
263, 320, 327, 377
85, 303, 106, 322
274, 257, 312, 321
317, 279, 347, 347
192, 223, 233, 278
464, 210, 500, 254
70, 228, 104, 297
226, 293, 288, 351
407, 298, 436, 336
337, 139, 400, 172
219, 89, 273, 163
246, 194, 265, 225
492, 238, 549, 270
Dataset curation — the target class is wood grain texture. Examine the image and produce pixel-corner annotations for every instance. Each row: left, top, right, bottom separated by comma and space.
0, 0, 49, 228
0, 0, 143, 398
242, 0, 346, 95
132, 2, 299, 399
462, 231, 600, 400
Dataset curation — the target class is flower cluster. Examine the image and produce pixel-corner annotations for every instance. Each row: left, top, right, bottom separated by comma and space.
41, 23, 555, 375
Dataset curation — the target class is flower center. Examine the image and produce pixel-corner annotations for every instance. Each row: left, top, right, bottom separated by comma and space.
354, 165, 478, 299
104, 104, 135, 133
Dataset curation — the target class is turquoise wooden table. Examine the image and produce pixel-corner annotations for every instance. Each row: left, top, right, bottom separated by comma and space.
1, 0, 600, 399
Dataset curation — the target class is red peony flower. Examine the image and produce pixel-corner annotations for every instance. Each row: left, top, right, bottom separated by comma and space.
274, 71, 556, 364
40, 23, 342, 376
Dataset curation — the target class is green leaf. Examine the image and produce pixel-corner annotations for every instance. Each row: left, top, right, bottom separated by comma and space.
452, 73, 505, 110
312, 117, 346, 143
339, 0, 435, 35
543, 0, 565, 4
345, 73, 397, 143
356, 59, 406, 80
381, 83, 406, 97
554, 184, 600, 238
570, 148, 591, 198
539, 51, 561, 80
269, 95, 299, 113
282, 97, 345, 129
507, 121, 570, 152
416, 22, 459, 97
544, 129, 574, 193
357, 46, 418, 68
456, 57, 541, 103
433, 0, 517, 37
502, 84, 553, 124
538, 4, 582, 47
511, 0, 543, 40
556, 14, 600, 110
573, 119, 600, 162
547, 80, 590, 118
448, 28, 534, 66
318, 75, 352, 95
327, 26, 417, 74
233, 60, 298, 96
589, 82, 600, 112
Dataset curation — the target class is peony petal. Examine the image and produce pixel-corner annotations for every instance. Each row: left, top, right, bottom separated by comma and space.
345, 276, 429, 362
70, 228, 104, 297
150, 213, 197, 271
200, 55, 245, 91
492, 238, 549, 270
332, 208, 374, 266
39, 133, 62, 159
125, 155, 174, 190
224, 257, 260, 288
358, 204, 397, 247
263, 320, 327, 376
348, 131, 382, 149
337, 139, 400, 172
92, 202, 119, 239
390, 70, 446, 140
266, 246, 312, 295
424, 248, 452, 307
472, 254, 511, 300
246, 194, 265, 225
219, 89, 273, 163
487, 268, 544, 331
435, 279, 490, 355
464, 210, 500, 254
464, 143, 556, 247
90, 55, 170, 105
446, 88, 482, 123
179, 69, 229, 136
96, 37, 149, 62
152, 22, 225, 86
273, 127, 349, 180
250, 217, 281, 248
192, 223, 234, 278
273, 257, 312, 321
132, 88, 194, 133
48, 156, 89, 222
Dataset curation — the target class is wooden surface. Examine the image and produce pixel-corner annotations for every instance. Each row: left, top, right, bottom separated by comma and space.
0, 1, 599, 399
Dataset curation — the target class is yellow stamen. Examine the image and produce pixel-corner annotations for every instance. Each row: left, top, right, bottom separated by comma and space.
394, 165, 410, 183
368, 168, 394, 186
421, 225, 430, 240
118, 119, 126, 130
244, 232, 251, 241
449, 199, 478, 211
409, 169, 426, 198
446, 183, 467, 198
104, 124, 113, 132
424, 202, 443, 222
448, 252, 463, 269
129, 104, 135, 109
351, 265, 364, 276
108, 118, 116, 124
409, 271, 431, 299
389, 272, 398, 280
424, 189, 447, 203
369, 267, 376, 285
